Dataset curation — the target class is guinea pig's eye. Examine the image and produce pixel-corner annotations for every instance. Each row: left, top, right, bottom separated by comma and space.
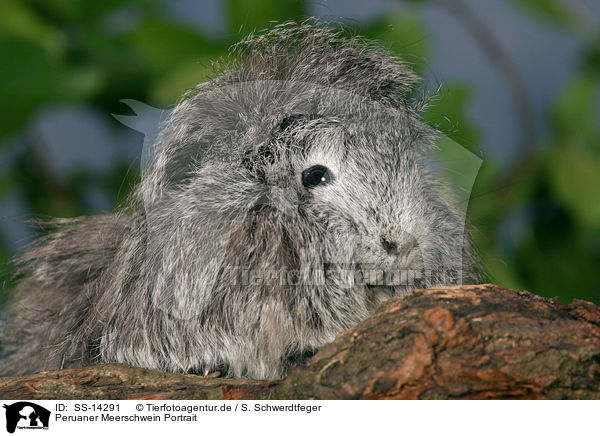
302, 165, 333, 188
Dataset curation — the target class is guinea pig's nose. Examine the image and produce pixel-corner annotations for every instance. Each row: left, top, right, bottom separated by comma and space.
381, 237, 400, 254
380, 234, 417, 256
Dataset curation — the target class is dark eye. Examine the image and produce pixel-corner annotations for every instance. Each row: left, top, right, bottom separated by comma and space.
302, 165, 333, 188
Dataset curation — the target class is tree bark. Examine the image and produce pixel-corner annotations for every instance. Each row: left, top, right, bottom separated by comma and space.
2, 284, 600, 400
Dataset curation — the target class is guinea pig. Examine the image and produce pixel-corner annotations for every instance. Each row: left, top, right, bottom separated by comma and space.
0, 21, 479, 379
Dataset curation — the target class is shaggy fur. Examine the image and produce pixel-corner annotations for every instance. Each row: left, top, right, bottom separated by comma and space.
1, 21, 479, 379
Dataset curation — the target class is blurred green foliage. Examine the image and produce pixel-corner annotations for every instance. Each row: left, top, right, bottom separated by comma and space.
0, 0, 599, 304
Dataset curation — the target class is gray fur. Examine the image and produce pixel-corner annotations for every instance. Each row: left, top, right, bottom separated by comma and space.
1, 21, 479, 379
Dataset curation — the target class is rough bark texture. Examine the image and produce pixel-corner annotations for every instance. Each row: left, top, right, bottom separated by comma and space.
2, 284, 600, 400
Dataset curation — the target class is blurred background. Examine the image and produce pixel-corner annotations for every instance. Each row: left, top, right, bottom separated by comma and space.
0, 0, 599, 304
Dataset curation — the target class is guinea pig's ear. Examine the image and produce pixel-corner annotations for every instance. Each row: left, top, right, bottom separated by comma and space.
242, 113, 316, 180
242, 142, 276, 181
277, 113, 310, 134
274, 113, 322, 142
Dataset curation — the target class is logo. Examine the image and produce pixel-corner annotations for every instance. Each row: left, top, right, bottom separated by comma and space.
2, 402, 50, 433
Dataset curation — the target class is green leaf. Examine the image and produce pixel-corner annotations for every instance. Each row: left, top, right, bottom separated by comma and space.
25, 0, 146, 25
361, 13, 429, 74
225, 0, 306, 37
547, 141, 600, 229
0, 0, 66, 57
150, 57, 224, 104
552, 74, 600, 154
123, 19, 219, 75
0, 37, 103, 138
546, 74, 600, 229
